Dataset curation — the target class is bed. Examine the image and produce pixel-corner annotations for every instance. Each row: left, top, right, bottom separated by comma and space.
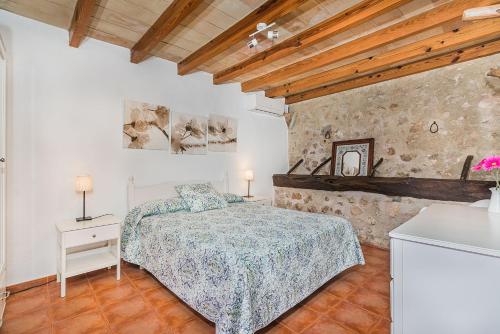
122, 176, 364, 334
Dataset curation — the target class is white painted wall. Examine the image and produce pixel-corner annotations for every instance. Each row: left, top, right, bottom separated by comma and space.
0, 10, 289, 285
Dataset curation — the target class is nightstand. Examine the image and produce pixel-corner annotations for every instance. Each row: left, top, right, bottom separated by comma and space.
56, 215, 121, 297
243, 196, 272, 206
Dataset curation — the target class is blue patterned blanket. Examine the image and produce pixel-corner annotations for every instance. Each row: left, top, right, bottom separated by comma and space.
122, 200, 364, 334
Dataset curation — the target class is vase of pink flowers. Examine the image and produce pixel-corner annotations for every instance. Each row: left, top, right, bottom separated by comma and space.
472, 156, 500, 213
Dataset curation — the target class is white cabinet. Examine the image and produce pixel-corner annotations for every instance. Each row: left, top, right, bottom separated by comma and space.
390, 204, 500, 334
56, 215, 121, 297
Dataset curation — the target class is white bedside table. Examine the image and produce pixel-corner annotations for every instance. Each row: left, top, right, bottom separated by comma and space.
56, 215, 121, 297
243, 196, 272, 206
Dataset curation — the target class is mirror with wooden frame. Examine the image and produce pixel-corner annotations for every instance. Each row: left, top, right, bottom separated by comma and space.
331, 138, 374, 176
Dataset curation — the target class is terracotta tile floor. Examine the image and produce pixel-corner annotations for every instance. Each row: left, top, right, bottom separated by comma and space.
1, 244, 389, 334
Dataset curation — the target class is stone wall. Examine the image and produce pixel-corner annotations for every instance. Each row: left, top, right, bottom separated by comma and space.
277, 54, 500, 248
274, 187, 466, 247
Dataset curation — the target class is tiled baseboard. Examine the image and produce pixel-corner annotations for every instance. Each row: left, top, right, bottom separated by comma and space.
7, 275, 57, 294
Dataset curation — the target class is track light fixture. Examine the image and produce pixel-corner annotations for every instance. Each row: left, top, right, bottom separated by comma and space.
267, 30, 279, 40
247, 22, 278, 49
256, 22, 268, 31
247, 38, 258, 49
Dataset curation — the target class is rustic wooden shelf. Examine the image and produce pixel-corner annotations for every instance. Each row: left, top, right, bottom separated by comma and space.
273, 174, 495, 202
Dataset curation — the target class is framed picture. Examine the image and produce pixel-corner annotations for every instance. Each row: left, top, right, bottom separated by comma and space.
170, 112, 208, 155
122, 100, 170, 150
208, 114, 238, 152
331, 138, 374, 176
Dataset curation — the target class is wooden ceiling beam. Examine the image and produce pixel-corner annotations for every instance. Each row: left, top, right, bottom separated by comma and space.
131, 0, 205, 64
285, 38, 500, 104
69, 0, 97, 48
242, 0, 499, 92
177, 0, 308, 76
266, 18, 500, 97
213, 0, 411, 84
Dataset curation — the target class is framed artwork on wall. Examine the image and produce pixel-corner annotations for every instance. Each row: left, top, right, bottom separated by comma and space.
122, 100, 170, 150
170, 112, 208, 155
208, 114, 238, 152
122, 101, 239, 156
331, 138, 374, 176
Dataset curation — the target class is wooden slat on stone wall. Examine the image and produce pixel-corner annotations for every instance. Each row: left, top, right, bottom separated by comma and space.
273, 174, 495, 202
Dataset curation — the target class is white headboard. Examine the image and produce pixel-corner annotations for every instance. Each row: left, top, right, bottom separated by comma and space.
127, 173, 229, 211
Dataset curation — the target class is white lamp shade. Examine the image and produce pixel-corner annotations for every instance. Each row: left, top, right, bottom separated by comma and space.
244, 170, 254, 181
75, 175, 93, 192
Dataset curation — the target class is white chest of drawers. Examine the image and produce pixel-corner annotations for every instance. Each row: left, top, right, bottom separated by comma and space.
389, 204, 500, 334
56, 215, 121, 297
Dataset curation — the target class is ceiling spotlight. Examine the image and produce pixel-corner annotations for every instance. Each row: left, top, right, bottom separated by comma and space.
256, 22, 268, 31
249, 22, 277, 38
247, 38, 258, 49
267, 30, 279, 40
248, 22, 278, 49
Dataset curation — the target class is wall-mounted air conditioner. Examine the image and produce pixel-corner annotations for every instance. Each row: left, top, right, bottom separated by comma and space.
246, 91, 288, 117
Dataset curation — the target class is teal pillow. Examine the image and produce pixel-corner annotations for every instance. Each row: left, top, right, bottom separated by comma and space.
175, 183, 228, 213
222, 193, 244, 203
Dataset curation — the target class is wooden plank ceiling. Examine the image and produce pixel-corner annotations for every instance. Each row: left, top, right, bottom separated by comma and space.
1, 0, 499, 104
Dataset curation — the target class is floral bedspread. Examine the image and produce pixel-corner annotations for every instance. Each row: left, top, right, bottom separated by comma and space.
122, 201, 364, 334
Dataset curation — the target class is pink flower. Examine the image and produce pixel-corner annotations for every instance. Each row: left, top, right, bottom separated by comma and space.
483, 156, 500, 171
472, 164, 482, 171
471, 159, 486, 171
473, 156, 500, 190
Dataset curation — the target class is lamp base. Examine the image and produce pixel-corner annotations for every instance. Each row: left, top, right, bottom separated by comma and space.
242, 195, 254, 198
76, 216, 93, 222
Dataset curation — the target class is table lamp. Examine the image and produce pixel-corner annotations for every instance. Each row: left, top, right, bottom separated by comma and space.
244, 170, 254, 198
75, 175, 93, 222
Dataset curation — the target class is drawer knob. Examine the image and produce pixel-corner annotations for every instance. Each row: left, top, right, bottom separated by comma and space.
92, 234, 96, 238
